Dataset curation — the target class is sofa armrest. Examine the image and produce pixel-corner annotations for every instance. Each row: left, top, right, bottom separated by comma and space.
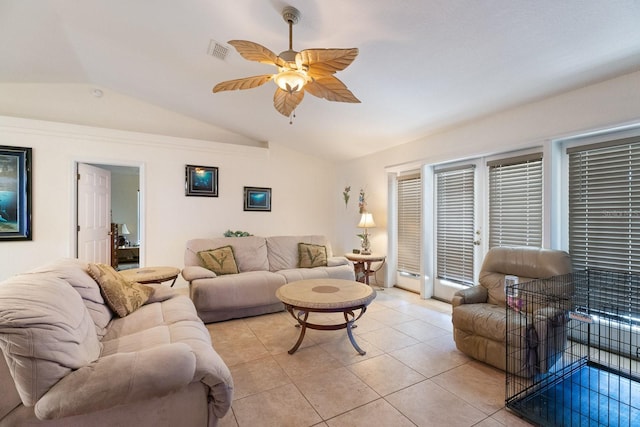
451, 286, 488, 307
144, 283, 181, 303
182, 265, 216, 282
327, 256, 350, 267
34, 343, 196, 420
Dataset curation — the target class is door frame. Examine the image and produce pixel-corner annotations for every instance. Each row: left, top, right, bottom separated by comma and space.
73, 160, 145, 266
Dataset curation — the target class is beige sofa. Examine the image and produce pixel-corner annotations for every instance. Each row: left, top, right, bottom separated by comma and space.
451, 247, 572, 377
0, 259, 233, 427
182, 235, 355, 322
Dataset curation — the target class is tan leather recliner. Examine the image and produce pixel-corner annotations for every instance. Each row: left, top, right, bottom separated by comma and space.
451, 247, 572, 377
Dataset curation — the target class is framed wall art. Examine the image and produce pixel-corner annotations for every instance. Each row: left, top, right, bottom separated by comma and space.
0, 146, 32, 241
185, 165, 218, 197
244, 186, 271, 212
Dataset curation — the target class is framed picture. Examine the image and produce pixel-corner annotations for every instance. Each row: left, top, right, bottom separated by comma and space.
185, 165, 218, 197
244, 186, 271, 212
0, 146, 32, 241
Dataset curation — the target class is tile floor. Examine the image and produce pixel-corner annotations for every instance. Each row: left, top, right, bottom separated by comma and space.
208, 286, 534, 427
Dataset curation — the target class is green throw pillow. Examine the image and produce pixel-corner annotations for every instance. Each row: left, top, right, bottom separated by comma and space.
298, 243, 328, 268
198, 246, 240, 275
87, 263, 154, 317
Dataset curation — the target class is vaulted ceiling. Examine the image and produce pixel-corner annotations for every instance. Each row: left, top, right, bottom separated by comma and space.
2, 1, 640, 160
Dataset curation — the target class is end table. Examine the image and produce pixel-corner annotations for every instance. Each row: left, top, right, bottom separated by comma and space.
119, 266, 180, 287
344, 253, 386, 288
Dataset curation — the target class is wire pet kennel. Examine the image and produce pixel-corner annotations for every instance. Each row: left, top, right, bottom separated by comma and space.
505, 269, 640, 426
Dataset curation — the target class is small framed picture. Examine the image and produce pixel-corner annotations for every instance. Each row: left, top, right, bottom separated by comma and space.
0, 146, 32, 241
244, 186, 271, 212
185, 165, 218, 197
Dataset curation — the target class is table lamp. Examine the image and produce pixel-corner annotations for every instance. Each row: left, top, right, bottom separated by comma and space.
357, 212, 376, 255
119, 223, 130, 247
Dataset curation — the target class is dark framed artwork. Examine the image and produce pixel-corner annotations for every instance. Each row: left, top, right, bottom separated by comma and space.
244, 186, 271, 212
185, 165, 218, 197
0, 146, 32, 241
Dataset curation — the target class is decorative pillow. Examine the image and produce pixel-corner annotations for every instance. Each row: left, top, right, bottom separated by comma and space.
198, 246, 239, 275
87, 263, 154, 317
298, 243, 328, 268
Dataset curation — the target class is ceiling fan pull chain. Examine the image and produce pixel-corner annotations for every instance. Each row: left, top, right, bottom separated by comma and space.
290, 110, 296, 125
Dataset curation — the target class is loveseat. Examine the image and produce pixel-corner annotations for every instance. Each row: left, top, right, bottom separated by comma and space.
451, 246, 572, 377
0, 259, 233, 426
182, 235, 355, 322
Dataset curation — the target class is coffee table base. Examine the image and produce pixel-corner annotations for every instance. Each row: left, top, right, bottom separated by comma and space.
283, 304, 368, 355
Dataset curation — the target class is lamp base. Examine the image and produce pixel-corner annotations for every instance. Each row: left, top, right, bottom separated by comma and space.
360, 249, 371, 255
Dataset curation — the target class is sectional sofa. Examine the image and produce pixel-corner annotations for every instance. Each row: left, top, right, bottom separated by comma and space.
0, 259, 233, 426
182, 235, 355, 322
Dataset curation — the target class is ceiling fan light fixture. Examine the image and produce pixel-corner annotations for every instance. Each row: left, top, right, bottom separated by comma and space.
274, 69, 308, 93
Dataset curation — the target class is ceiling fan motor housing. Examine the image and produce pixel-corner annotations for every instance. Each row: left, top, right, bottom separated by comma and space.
282, 6, 300, 25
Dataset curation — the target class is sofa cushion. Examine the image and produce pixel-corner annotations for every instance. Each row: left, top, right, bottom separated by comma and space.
198, 246, 239, 275
27, 258, 113, 338
298, 243, 328, 268
88, 263, 154, 317
453, 303, 531, 345
185, 236, 269, 272
0, 274, 101, 406
267, 235, 333, 272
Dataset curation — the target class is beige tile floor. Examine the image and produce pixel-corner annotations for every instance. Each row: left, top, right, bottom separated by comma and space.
208, 286, 534, 427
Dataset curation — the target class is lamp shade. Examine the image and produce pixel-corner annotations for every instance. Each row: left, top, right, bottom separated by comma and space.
358, 212, 376, 228
120, 223, 130, 235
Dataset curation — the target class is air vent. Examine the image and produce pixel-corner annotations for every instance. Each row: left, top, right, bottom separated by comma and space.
207, 40, 229, 60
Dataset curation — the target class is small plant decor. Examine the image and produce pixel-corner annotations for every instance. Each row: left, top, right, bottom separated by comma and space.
358, 188, 367, 214
223, 230, 253, 237
343, 186, 351, 208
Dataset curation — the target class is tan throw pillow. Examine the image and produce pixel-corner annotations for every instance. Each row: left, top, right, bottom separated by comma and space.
298, 243, 328, 268
198, 246, 239, 275
87, 263, 154, 317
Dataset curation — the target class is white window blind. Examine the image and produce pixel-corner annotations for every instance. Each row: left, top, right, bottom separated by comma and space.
436, 165, 475, 286
568, 137, 640, 275
397, 173, 421, 275
488, 153, 543, 248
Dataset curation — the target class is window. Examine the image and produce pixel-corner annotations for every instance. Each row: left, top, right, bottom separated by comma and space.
568, 136, 640, 275
488, 153, 543, 248
396, 173, 421, 275
436, 165, 475, 286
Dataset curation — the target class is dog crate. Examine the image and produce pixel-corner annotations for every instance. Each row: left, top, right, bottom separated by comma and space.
505, 269, 640, 426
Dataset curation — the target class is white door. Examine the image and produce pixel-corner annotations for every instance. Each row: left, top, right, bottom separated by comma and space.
77, 163, 111, 263
433, 161, 484, 301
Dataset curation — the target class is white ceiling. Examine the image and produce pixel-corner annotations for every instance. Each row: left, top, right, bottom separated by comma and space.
1, 0, 640, 161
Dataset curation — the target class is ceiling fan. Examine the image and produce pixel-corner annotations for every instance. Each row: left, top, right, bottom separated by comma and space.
212, 6, 360, 121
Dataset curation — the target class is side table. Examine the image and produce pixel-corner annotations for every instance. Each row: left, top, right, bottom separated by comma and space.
119, 266, 180, 287
344, 253, 386, 288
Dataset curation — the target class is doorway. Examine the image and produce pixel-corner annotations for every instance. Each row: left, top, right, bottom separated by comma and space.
76, 162, 142, 270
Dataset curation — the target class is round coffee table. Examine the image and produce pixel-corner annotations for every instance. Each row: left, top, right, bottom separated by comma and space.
119, 266, 180, 287
276, 278, 376, 355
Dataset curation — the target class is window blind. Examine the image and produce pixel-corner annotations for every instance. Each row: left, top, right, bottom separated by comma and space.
568, 137, 640, 275
488, 153, 543, 248
568, 136, 640, 318
436, 165, 475, 286
397, 173, 421, 275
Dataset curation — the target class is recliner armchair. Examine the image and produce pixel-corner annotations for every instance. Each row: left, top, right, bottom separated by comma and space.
451, 246, 572, 377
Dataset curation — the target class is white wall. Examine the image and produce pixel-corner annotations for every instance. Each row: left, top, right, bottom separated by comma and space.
335, 70, 640, 288
0, 117, 338, 286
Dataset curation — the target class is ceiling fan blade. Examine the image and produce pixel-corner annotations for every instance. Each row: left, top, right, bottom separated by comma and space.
213, 75, 274, 93
273, 88, 304, 117
228, 40, 283, 66
304, 76, 360, 103
298, 48, 358, 76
